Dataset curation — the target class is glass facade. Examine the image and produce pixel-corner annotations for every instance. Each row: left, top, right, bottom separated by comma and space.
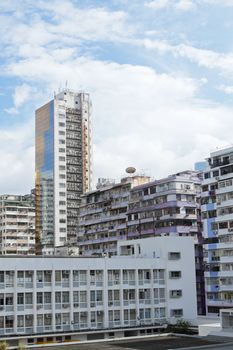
35, 101, 54, 253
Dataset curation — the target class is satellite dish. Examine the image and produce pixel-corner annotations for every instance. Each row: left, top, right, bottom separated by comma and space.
126, 167, 136, 174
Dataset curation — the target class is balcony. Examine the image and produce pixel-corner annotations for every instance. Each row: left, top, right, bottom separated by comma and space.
90, 322, 104, 329
123, 300, 136, 306
123, 280, 136, 286
109, 321, 121, 328
139, 299, 151, 305
108, 300, 120, 307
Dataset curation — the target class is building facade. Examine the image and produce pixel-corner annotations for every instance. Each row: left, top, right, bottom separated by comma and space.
78, 171, 205, 315
0, 194, 35, 255
77, 175, 150, 256
0, 237, 197, 347
127, 170, 205, 315
201, 146, 233, 315
35, 89, 92, 255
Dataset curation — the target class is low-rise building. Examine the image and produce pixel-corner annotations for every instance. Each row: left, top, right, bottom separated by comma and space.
0, 237, 196, 347
0, 194, 35, 255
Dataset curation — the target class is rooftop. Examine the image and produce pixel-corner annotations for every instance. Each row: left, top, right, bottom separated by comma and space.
33, 335, 231, 350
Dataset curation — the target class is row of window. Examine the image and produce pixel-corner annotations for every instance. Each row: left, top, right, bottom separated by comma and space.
0, 269, 182, 284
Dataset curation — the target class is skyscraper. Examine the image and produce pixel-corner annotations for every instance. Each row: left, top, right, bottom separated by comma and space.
35, 89, 92, 255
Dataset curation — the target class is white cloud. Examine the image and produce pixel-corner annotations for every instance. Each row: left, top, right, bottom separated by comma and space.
145, 0, 171, 9
143, 39, 233, 75
145, 0, 195, 11
0, 120, 34, 193
5, 83, 33, 114
175, 0, 196, 11
219, 85, 233, 95
204, 0, 233, 6
1, 0, 233, 192
0, 1, 133, 57
5, 52, 233, 186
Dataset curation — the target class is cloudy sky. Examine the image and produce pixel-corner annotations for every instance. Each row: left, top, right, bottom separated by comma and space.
1, 0, 233, 193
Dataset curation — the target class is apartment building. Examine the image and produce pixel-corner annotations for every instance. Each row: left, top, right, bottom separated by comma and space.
201, 146, 233, 315
127, 170, 205, 315
0, 237, 197, 347
77, 174, 150, 256
78, 171, 205, 314
0, 194, 35, 255
35, 89, 92, 255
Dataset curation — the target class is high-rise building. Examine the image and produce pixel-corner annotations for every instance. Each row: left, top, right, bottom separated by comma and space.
77, 174, 150, 256
0, 194, 35, 255
35, 89, 92, 255
78, 170, 206, 315
201, 146, 233, 315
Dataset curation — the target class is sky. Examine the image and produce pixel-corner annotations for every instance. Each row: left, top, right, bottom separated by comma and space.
1, 0, 233, 193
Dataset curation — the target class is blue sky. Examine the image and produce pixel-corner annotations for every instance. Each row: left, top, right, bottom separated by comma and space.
1, 0, 233, 193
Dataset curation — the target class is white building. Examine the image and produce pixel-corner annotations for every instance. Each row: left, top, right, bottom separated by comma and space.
0, 194, 35, 255
0, 237, 196, 347
35, 89, 92, 255
202, 146, 233, 315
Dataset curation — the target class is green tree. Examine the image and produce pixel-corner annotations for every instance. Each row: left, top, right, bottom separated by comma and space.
0, 341, 8, 350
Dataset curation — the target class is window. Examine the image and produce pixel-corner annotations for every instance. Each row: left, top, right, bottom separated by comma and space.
17, 293, 24, 305
171, 309, 183, 317
170, 290, 182, 298
44, 292, 51, 304
59, 148, 65, 153
59, 122, 65, 127
59, 139, 65, 144
204, 172, 210, 179
168, 252, 181, 260
59, 166, 66, 171
169, 271, 182, 279
37, 292, 43, 304
25, 293, 33, 304
59, 157, 66, 162
62, 292, 69, 303
59, 131, 65, 135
